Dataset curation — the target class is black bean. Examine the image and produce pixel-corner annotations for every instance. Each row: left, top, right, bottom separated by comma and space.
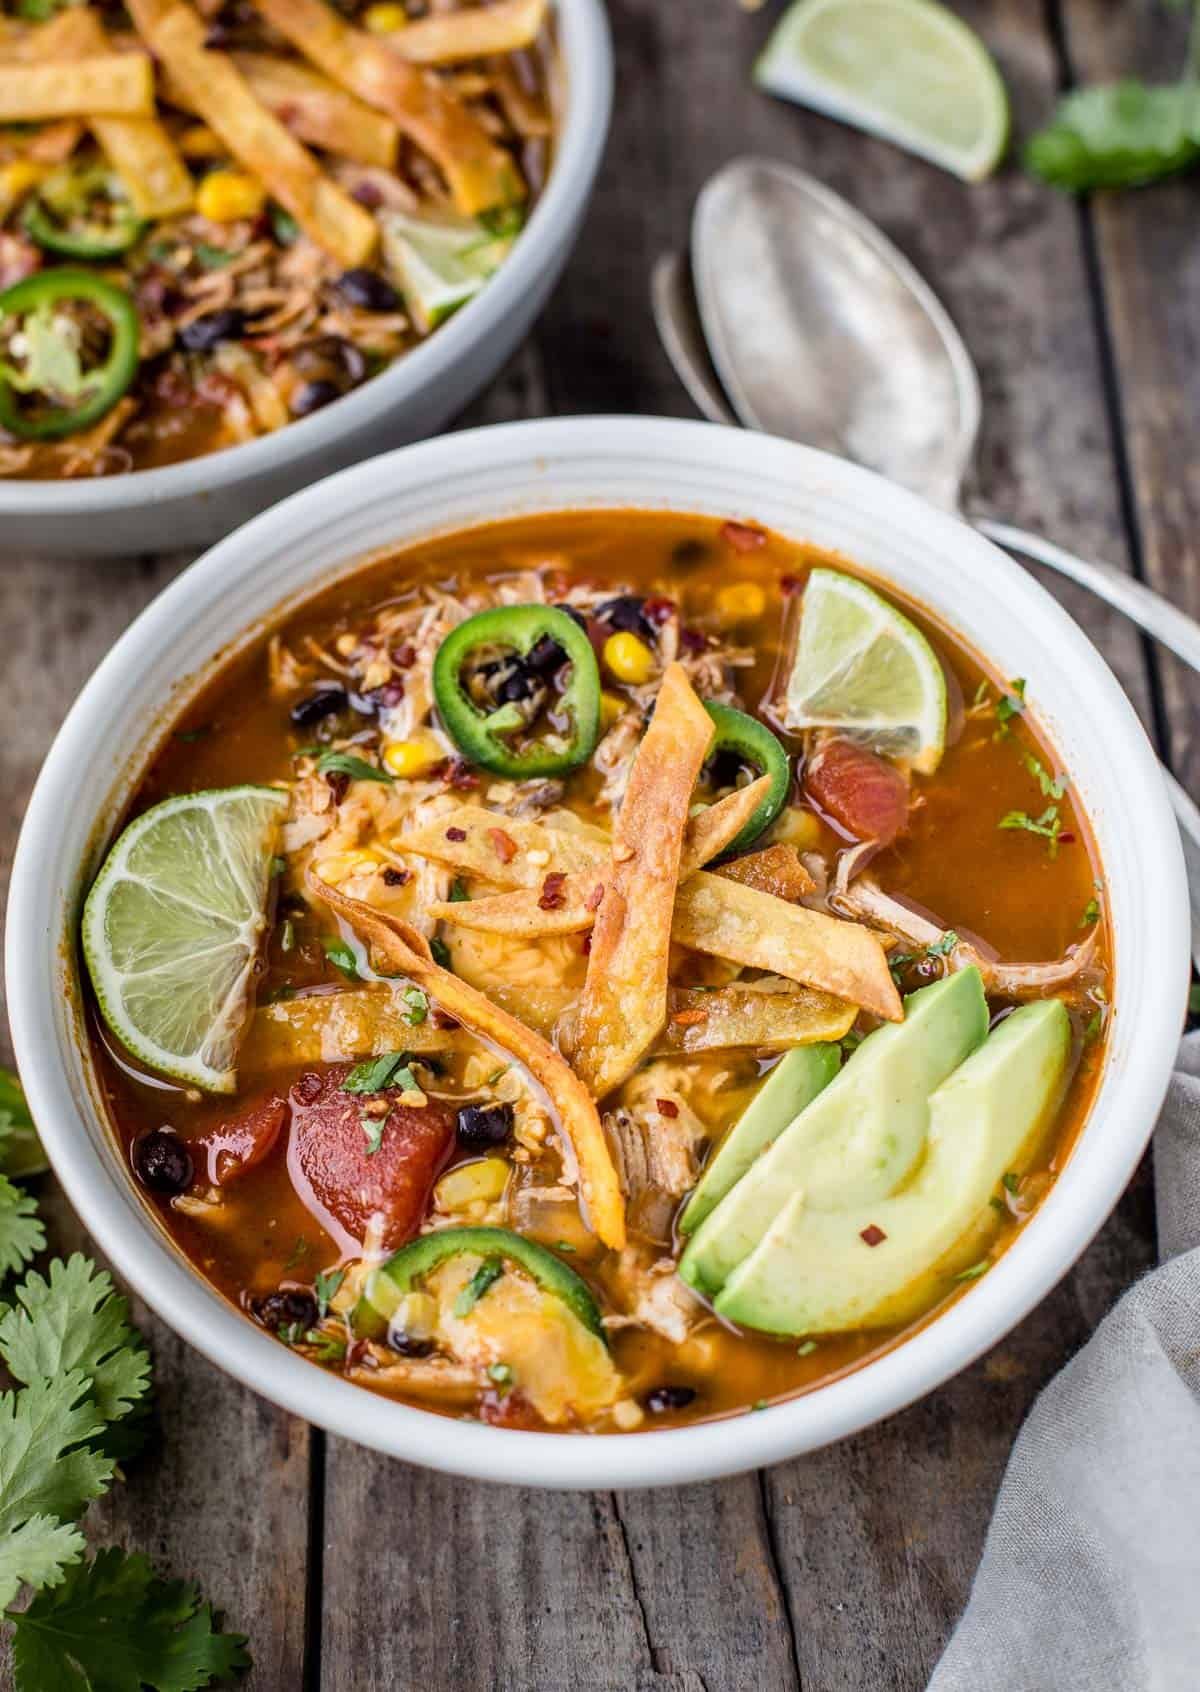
645, 1385, 696, 1414
289, 683, 347, 727
290, 379, 343, 418
132, 1128, 193, 1196
479, 658, 539, 704
291, 335, 367, 387
552, 603, 589, 632
387, 1326, 434, 1358
255, 1289, 319, 1332
178, 308, 245, 352
456, 1102, 514, 1150
337, 267, 401, 312
526, 634, 567, 675
596, 595, 654, 641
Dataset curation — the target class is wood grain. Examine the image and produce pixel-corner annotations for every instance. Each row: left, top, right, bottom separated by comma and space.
0, 1, 1181, 1687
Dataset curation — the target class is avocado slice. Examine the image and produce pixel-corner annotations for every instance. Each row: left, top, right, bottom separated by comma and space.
679, 968, 989, 1295
714, 998, 1071, 1335
678, 1044, 841, 1235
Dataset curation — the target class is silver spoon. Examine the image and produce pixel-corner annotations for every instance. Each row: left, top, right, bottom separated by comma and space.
651, 156, 1200, 677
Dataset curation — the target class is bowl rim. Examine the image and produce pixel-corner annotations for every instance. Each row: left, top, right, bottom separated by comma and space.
6, 416, 1188, 1489
0, 0, 612, 517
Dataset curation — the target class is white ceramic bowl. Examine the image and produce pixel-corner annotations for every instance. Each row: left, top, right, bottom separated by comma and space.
0, 0, 611, 559
7, 418, 1189, 1488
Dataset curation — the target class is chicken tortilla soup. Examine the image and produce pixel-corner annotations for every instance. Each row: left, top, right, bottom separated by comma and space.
82, 512, 1111, 1433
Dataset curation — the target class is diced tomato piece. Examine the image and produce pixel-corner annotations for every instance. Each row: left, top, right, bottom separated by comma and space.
804, 737, 910, 845
286, 1066, 454, 1251
479, 1389, 546, 1431
195, 1092, 287, 1186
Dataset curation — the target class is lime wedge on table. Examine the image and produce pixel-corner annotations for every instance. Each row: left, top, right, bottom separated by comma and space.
82, 786, 289, 1094
785, 569, 946, 772
755, 0, 1010, 183
380, 210, 519, 334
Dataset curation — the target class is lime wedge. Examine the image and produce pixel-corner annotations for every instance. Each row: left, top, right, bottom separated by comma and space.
0, 1068, 47, 1178
380, 210, 520, 333
785, 569, 946, 772
755, 0, 1009, 182
82, 786, 289, 1093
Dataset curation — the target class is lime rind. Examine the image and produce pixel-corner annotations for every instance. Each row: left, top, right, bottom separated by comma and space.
755, 0, 1010, 183
785, 569, 947, 773
82, 785, 289, 1093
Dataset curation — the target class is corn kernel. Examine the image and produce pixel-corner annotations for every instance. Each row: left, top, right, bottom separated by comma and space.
364, 1, 408, 29
769, 806, 822, 851
435, 1157, 510, 1211
600, 690, 625, 730
603, 631, 655, 686
714, 581, 767, 626
0, 159, 47, 211
196, 169, 266, 224
382, 736, 443, 779
612, 1398, 645, 1431
179, 124, 225, 160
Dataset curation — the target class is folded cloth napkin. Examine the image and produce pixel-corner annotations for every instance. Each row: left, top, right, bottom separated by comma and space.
928, 1033, 1200, 1691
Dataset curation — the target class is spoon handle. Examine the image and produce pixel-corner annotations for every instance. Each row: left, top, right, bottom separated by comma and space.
975, 518, 1200, 677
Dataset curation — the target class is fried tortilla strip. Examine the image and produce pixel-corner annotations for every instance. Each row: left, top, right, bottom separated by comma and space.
49, 8, 193, 218
715, 843, 816, 902
232, 53, 399, 170
245, 986, 458, 1071
0, 55, 153, 121
311, 875, 625, 1251
385, 0, 548, 65
672, 873, 902, 1022
572, 663, 715, 1097
398, 805, 608, 888
655, 980, 856, 1055
255, 0, 524, 214
127, 0, 376, 265
424, 778, 773, 938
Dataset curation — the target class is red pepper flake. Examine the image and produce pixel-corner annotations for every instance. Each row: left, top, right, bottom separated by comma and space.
679, 627, 708, 655
779, 573, 803, 596
585, 882, 605, 912
445, 827, 467, 842
671, 1008, 708, 1027
860, 1224, 887, 1247
488, 827, 518, 864
643, 596, 676, 626
380, 866, 409, 887
1059, 832, 1076, 845
538, 872, 567, 911
720, 519, 767, 553
656, 1098, 679, 1118
391, 644, 417, 669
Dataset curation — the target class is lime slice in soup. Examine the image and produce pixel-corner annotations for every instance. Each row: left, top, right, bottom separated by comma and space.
755, 0, 1009, 183
379, 209, 519, 333
785, 568, 947, 772
82, 786, 289, 1093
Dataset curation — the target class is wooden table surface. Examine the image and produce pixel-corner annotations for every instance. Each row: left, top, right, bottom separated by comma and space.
2, 3, 1195, 1687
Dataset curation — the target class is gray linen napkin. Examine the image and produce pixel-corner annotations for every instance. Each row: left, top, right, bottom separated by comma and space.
928, 1034, 1200, 1690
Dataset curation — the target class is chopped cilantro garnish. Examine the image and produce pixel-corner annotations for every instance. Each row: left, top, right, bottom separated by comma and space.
269, 854, 287, 878
314, 1268, 346, 1319
1079, 897, 1100, 928
193, 241, 237, 270
1023, 752, 1066, 800
454, 1259, 504, 1317
430, 936, 453, 969
361, 1114, 386, 1156
323, 937, 360, 979
554, 1240, 577, 1254
994, 677, 1027, 735
1190, 984, 1200, 1016
840, 1029, 865, 1056
954, 1260, 990, 1281
314, 750, 392, 784
1002, 1172, 1020, 1195
1084, 1007, 1104, 1043
999, 805, 1062, 857
926, 930, 960, 959
343, 1051, 414, 1094
887, 953, 917, 986
402, 986, 429, 1026
795, 1340, 818, 1357
283, 1237, 309, 1272
487, 1362, 513, 1386
449, 878, 470, 902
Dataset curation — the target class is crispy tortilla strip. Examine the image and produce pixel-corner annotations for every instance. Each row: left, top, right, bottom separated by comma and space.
244, 986, 458, 1071
311, 875, 625, 1250
715, 843, 816, 902
672, 873, 902, 1022
655, 980, 856, 1055
127, 0, 376, 265
424, 778, 773, 938
398, 805, 607, 887
230, 53, 399, 170
385, 0, 548, 65
572, 664, 715, 1097
0, 56, 153, 121
50, 8, 193, 218
255, 0, 523, 214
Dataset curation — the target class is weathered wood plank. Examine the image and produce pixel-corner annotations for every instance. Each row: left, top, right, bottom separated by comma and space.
0, 554, 310, 1688
1056, 0, 1200, 785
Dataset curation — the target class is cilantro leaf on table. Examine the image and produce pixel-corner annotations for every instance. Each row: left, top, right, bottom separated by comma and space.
0, 1516, 86, 1614
0, 1176, 45, 1279
0, 1256, 152, 1429
1026, 80, 1200, 191
10, 1548, 250, 1692
0, 1069, 46, 1179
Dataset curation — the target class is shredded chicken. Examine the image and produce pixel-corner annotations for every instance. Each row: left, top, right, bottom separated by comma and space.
606, 1251, 702, 1344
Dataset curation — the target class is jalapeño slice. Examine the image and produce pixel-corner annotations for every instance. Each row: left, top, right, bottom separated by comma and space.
354, 1226, 607, 1343
0, 271, 139, 441
432, 604, 601, 779
703, 701, 790, 853
22, 163, 144, 259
